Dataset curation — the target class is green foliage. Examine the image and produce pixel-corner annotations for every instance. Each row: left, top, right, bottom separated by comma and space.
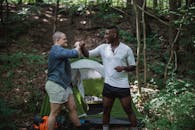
146, 34, 161, 47
0, 99, 16, 130
65, 3, 82, 16
147, 61, 165, 88
119, 30, 136, 43
0, 52, 24, 90
144, 77, 195, 130
97, 1, 112, 12
103, 13, 123, 23
91, 3, 123, 26
149, 62, 165, 75
144, 34, 166, 88
0, 52, 47, 113
6, 11, 31, 39
0, 52, 46, 71
26, 87, 43, 113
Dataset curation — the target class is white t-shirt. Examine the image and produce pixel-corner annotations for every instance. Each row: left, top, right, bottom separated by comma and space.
89, 42, 136, 88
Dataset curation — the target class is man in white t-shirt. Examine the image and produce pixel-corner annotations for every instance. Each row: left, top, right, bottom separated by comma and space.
80, 26, 138, 130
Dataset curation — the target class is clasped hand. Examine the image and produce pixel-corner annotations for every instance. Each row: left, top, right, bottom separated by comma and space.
74, 41, 85, 48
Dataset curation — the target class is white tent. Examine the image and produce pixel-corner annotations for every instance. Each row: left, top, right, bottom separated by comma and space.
71, 59, 104, 98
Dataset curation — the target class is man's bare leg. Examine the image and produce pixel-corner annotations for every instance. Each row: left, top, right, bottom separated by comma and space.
120, 96, 137, 130
48, 103, 62, 130
102, 96, 115, 130
65, 94, 81, 127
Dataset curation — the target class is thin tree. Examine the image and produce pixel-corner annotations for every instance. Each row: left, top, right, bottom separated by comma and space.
126, 0, 136, 36
153, 0, 157, 9
142, 0, 147, 87
0, 0, 5, 23
177, 0, 182, 7
53, 0, 60, 33
163, 0, 183, 83
186, 0, 195, 7
133, 0, 142, 95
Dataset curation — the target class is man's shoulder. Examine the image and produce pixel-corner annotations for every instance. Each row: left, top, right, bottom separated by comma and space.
95, 43, 107, 49
99, 43, 107, 47
119, 42, 131, 49
51, 45, 73, 52
51, 45, 61, 51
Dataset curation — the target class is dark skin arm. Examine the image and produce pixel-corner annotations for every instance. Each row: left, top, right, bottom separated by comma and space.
114, 65, 136, 72
80, 43, 89, 57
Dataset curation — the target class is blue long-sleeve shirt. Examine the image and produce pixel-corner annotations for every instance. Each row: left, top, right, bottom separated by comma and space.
47, 45, 78, 89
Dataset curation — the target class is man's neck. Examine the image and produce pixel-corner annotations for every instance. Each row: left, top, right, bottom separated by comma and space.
111, 40, 119, 47
110, 41, 119, 52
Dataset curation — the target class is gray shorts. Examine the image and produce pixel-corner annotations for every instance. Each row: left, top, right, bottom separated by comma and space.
45, 80, 73, 104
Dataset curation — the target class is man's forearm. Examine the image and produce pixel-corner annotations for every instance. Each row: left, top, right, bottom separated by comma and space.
81, 46, 89, 57
123, 65, 136, 72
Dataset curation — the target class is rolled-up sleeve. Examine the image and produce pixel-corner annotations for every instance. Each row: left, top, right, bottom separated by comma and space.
89, 44, 105, 57
127, 48, 136, 66
56, 47, 78, 59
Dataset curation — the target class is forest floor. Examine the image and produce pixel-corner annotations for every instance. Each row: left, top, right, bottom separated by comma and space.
0, 4, 164, 130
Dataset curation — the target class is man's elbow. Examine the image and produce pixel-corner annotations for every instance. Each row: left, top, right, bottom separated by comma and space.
131, 66, 136, 71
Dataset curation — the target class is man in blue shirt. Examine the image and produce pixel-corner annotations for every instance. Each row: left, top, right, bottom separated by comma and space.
45, 31, 88, 130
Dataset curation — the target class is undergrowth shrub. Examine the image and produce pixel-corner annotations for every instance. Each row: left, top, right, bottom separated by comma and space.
0, 52, 47, 114
144, 77, 195, 130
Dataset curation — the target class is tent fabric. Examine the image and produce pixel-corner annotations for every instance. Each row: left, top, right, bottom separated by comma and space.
71, 59, 104, 98
71, 59, 104, 77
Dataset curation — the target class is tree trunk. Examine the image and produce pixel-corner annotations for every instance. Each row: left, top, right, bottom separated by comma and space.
133, 0, 142, 95
0, 0, 4, 23
126, 0, 136, 36
126, 0, 132, 8
176, 0, 181, 8
142, 0, 147, 87
53, 0, 59, 33
153, 0, 157, 9
125, 0, 143, 36
164, 0, 178, 83
186, 0, 195, 7
137, 0, 143, 35
0, 0, 9, 48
